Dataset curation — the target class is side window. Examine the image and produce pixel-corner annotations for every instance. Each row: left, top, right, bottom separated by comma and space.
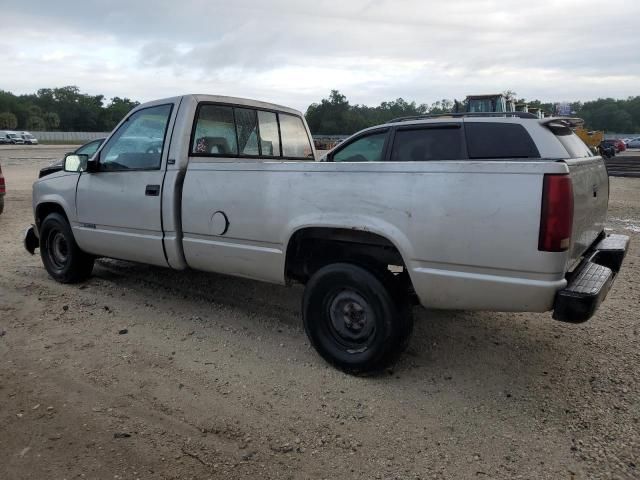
192, 105, 238, 155
235, 108, 259, 156
465, 122, 540, 159
332, 131, 387, 162
546, 123, 593, 158
390, 127, 465, 161
100, 104, 172, 171
557, 133, 594, 158
258, 111, 280, 156
280, 114, 313, 159
76, 139, 104, 157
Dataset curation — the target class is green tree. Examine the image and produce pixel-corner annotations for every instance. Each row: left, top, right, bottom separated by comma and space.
27, 104, 43, 117
576, 98, 636, 132
26, 116, 47, 130
0, 112, 18, 129
101, 97, 140, 130
305, 90, 355, 134
306, 91, 443, 135
429, 99, 454, 114
503, 90, 517, 101
622, 96, 640, 131
44, 112, 60, 130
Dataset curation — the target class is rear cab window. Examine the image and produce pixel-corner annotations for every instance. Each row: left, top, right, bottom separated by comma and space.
279, 114, 313, 159
191, 104, 312, 160
257, 111, 281, 157
545, 122, 594, 158
235, 108, 260, 156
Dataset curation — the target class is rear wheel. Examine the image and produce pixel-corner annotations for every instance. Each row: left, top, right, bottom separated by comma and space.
0, 196, 4, 215
40, 213, 94, 283
303, 263, 413, 374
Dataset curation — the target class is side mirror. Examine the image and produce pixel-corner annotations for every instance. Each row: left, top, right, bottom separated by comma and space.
85, 156, 99, 173
63, 153, 89, 172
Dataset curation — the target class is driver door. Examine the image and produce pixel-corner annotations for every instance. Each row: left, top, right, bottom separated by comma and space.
74, 103, 176, 266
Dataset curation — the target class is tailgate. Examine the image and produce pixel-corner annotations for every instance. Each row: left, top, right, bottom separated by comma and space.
564, 157, 609, 266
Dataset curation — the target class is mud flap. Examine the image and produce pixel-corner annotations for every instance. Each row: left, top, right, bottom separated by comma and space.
24, 225, 39, 254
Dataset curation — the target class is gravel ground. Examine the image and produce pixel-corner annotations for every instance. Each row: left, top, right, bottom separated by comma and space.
0, 145, 639, 480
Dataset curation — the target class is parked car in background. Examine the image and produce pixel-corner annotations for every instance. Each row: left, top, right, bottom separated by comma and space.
5, 132, 25, 144
611, 139, 626, 152
0, 131, 15, 144
0, 162, 5, 214
598, 141, 616, 159
0, 130, 37, 144
627, 138, 640, 148
38, 138, 105, 178
20, 132, 38, 145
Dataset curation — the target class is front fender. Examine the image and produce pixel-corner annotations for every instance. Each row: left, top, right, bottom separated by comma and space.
33, 172, 80, 224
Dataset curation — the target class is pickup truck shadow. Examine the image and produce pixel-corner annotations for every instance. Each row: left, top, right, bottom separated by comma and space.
93, 258, 303, 326
92, 258, 574, 386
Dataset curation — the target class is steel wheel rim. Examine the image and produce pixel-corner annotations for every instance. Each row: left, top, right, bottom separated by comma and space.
327, 289, 376, 351
47, 230, 69, 270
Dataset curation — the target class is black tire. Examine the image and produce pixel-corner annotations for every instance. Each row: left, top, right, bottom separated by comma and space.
303, 263, 413, 374
39, 213, 94, 283
0, 196, 4, 215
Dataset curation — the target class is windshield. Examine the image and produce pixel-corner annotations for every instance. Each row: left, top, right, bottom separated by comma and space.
467, 98, 506, 112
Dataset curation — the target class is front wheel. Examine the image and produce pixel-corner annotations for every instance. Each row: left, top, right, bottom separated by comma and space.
40, 213, 94, 283
303, 263, 413, 374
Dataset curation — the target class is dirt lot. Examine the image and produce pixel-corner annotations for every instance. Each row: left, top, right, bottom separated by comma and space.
1, 145, 639, 480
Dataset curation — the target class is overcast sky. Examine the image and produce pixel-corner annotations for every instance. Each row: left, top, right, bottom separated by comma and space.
2, 0, 639, 111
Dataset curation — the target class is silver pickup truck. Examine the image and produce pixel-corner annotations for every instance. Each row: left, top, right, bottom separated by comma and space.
24, 94, 629, 373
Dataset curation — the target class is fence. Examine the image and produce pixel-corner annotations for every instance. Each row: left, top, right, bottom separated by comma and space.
29, 131, 111, 142
604, 133, 638, 140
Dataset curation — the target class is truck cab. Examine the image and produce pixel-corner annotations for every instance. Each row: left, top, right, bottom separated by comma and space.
464, 94, 511, 113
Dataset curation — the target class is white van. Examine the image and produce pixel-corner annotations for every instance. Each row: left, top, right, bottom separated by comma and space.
19, 131, 38, 145
0, 131, 25, 144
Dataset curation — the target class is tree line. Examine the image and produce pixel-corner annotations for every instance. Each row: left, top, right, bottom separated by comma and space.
1, 86, 638, 134
0, 86, 139, 132
305, 90, 640, 135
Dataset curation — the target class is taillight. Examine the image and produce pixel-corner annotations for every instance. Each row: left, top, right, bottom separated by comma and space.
539, 174, 573, 252
0, 170, 5, 194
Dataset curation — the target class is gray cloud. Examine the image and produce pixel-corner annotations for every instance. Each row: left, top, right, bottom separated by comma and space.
2, 0, 639, 110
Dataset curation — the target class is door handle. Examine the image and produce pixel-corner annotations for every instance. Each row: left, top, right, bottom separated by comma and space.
145, 184, 160, 196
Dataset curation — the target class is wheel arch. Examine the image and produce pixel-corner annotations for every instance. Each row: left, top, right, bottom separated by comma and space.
284, 222, 415, 290
35, 201, 70, 230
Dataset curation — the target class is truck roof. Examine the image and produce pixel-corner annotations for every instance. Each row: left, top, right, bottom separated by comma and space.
385, 112, 538, 124
135, 94, 304, 117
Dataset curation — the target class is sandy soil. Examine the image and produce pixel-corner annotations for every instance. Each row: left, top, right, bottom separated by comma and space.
1, 146, 639, 479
